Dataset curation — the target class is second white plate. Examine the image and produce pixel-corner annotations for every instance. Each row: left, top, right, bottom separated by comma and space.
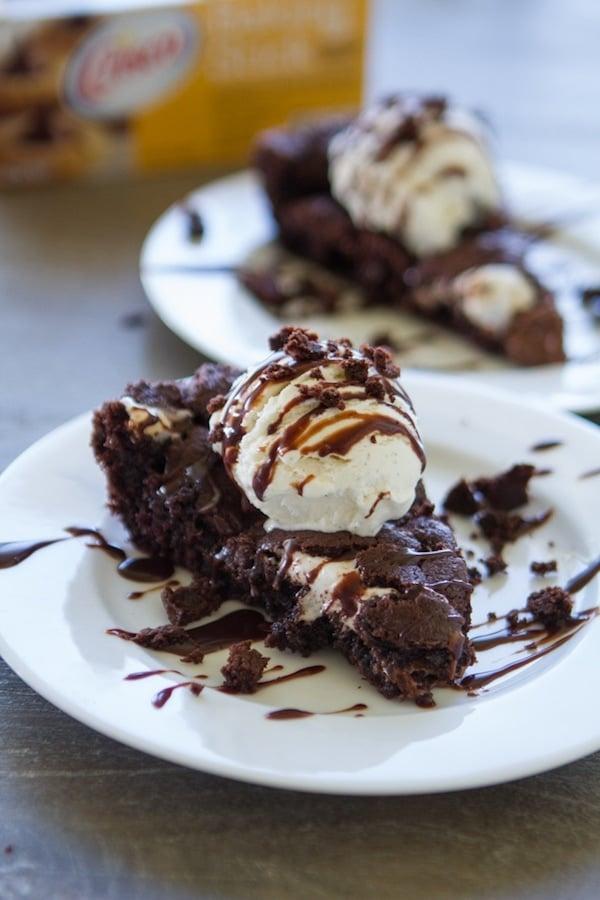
140, 163, 600, 412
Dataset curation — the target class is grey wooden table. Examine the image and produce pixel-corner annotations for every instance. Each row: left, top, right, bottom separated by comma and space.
2, 2, 600, 898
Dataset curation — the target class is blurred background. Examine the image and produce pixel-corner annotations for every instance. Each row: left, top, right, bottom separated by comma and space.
2, 0, 599, 462
3, 4, 600, 899
370, 0, 599, 178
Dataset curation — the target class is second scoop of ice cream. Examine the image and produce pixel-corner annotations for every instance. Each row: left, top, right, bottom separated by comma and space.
328, 93, 501, 257
209, 329, 425, 537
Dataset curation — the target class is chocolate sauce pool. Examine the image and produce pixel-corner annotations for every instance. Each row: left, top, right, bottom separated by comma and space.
4, 522, 600, 709
0, 526, 174, 585
66, 527, 174, 582
109, 609, 271, 658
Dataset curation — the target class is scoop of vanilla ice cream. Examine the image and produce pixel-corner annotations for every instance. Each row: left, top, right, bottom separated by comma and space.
210, 335, 425, 537
329, 95, 501, 257
454, 263, 537, 333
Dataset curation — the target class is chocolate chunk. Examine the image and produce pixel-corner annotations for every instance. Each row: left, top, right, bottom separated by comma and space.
481, 554, 507, 576
162, 576, 222, 626
182, 364, 241, 419
220, 640, 268, 693
341, 357, 369, 382
467, 566, 483, 585
282, 327, 325, 361
506, 609, 527, 631
476, 508, 552, 553
356, 585, 464, 657
269, 326, 320, 356
364, 376, 386, 400
206, 394, 226, 415
125, 379, 184, 411
184, 206, 204, 241
132, 624, 204, 662
530, 560, 558, 575
298, 383, 345, 408
475, 464, 537, 510
372, 346, 401, 377
526, 587, 573, 629
443, 478, 482, 515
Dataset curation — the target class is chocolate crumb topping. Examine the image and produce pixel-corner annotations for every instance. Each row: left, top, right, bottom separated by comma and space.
270, 326, 322, 359
268, 326, 301, 351
220, 640, 269, 693
364, 376, 387, 401
341, 357, 369, 382
206, 394, 226, 415
262, 362, 290, 381
372, 346, 401, 377
298, 383, 345, 408
124, 379, 185, 411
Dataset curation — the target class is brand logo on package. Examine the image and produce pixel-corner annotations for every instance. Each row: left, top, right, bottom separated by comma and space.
64, 12, 198, 119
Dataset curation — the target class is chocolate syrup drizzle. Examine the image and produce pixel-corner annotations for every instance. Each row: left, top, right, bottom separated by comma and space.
153, 681, 203, 709
128, 580, 179, 601
328, 571, 363, 617
461, 556, 600, 691
579, 467, 600, 480
4, 520, 599, 708
461, 617, 593, 691
267, 704, 367, 720
530, 440, 563, 452
0, 537, 66, 568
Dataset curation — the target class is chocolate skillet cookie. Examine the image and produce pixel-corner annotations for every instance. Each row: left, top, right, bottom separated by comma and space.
93, 328, 474, 706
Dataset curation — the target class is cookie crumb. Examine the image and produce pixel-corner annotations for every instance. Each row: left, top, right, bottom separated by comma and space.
221, 641, 269, 693
530, 560, 558, 575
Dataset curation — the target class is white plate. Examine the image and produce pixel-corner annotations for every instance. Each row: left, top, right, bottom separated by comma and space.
1, 375, 600, 795
140, 163, 600, 412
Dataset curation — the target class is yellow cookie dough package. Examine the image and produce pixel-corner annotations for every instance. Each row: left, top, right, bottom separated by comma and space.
0, 0, 367, 186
